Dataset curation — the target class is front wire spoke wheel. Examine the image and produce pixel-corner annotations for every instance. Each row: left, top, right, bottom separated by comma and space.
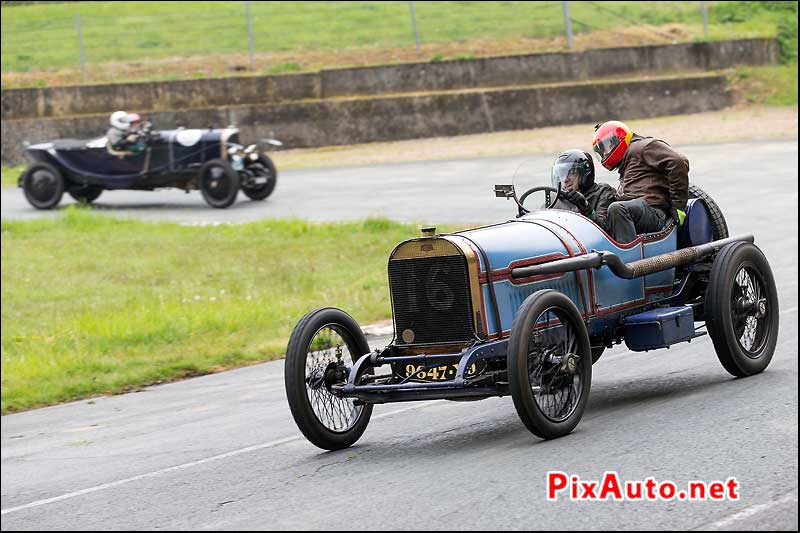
285, 307, 374, 451
508, 290, 592, 440
303, 326, 363, 433
242, 153, 278, 201
528, 308, 582, 423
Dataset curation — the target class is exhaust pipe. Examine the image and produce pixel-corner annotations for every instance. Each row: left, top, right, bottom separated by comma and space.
511, 234, 754, 280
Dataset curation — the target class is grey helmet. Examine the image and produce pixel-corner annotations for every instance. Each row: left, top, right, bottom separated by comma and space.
551, 149, 595, 193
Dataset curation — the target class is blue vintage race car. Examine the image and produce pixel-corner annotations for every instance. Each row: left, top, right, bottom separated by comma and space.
18, 126, 279, 209
284, 174, 779, 450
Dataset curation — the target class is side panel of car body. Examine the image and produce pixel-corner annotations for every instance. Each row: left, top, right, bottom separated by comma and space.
23, 128, 239, 187
447, 209, 678, 340
452, 219, 583, 337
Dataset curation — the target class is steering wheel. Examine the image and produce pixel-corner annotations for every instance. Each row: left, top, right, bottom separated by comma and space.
518, 185, 560, 211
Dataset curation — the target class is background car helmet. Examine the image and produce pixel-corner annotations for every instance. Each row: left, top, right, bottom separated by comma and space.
592, 120, 633, 171
551, 149, 595, 193
110, 110, 131, 130
127, 113, 141, 127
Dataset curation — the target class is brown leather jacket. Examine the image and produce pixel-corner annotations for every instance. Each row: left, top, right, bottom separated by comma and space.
616, 135, 689, 211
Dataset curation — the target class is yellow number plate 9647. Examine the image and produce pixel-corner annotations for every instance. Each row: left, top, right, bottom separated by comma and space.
400, 362, 479, 382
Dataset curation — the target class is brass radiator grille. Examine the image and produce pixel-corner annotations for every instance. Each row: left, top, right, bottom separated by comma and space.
389, 254, 475, 346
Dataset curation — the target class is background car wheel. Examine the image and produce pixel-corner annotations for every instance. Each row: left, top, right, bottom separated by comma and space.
284, 307, 374, 451
507, 290, 592, 439
198, 159, 240, 208
68, 186, 103, 204
242, 153, 278, 201
705, 242, 779, 377
688, 184, 728, 241
22, 162, 64, 210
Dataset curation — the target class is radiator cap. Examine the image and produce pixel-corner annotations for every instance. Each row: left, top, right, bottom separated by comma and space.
421, 226, 436, 237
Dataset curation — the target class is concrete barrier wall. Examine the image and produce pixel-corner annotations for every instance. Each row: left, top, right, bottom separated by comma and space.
0, 73, 321, 122
320, 38, 776, 97
1, 38, 773, 120
2, 75, 731, 165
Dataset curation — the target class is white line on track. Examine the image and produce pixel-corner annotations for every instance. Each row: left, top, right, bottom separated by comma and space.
701, 490, 798, 530
1, 400, 442, 516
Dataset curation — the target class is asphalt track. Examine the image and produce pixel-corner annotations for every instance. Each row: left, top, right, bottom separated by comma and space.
2, 139, 795, 226
1, 139, 798, 530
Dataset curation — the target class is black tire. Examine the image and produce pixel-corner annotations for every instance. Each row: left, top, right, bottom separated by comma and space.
21, 162, 64, 210
705, 242, 779, 377
242, 153, 278, 201
69, 186, 103, 204
688, 184, 728, 241
284, 307, 374, 451
198, 159, 240, 208
507, 290, 592, 439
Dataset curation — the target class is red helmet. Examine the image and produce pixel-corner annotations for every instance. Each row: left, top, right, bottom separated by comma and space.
592, 120, 633, 170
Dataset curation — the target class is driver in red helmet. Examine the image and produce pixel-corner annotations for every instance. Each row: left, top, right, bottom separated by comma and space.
592, 120, 689, 244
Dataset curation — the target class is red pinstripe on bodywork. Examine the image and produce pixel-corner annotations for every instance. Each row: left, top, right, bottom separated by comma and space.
533, 218, 598, 316
458, 213, 677, 340
479, 252, 569, 284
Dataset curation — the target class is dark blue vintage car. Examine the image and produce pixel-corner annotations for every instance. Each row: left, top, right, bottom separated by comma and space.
19, 126, 279, 209
284, 176, 779, 450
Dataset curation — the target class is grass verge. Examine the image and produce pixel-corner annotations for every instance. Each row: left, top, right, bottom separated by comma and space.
1, 166, 22, 188
728, 63, 798, 106
0, 209, 446, 413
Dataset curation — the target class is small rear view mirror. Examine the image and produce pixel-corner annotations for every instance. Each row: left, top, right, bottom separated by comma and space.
494, 184, 515, 199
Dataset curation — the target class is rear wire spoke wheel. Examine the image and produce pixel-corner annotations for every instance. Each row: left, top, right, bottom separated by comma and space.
508, 290, 591, 439
285, 307, 373, 451
705, 242, 779, 377
732, 267, 769, 354
198, 159, 240, 208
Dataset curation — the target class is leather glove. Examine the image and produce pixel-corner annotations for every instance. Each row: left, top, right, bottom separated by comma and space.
670, 207, 687, 226
562, 189, 591, 216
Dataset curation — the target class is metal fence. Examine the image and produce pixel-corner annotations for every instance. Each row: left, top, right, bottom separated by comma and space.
0, 1, 726, 85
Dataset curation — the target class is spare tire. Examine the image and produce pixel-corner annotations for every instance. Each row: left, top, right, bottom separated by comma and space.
688, 184, 728, 241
